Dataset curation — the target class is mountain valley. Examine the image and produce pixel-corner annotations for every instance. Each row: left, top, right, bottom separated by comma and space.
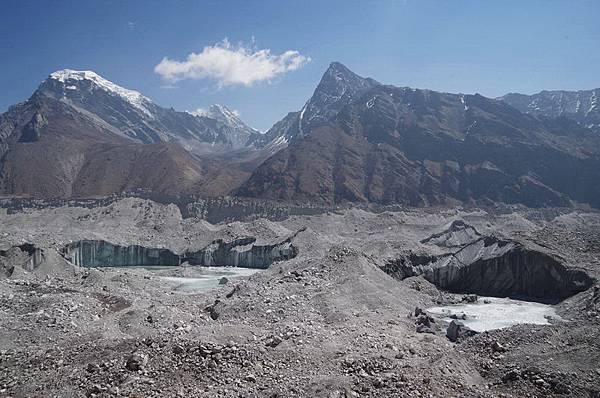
1, 63, 600, 398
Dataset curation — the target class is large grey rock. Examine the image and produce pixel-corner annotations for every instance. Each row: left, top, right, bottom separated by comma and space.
126, 351, 148, 371
446, 320, 477, 342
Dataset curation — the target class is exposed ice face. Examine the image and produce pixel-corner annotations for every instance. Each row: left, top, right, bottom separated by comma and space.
427, 296, 560, 332
49, 69, 153, 116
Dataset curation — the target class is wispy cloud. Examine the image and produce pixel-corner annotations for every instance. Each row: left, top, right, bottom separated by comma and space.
154, 39, 310, 87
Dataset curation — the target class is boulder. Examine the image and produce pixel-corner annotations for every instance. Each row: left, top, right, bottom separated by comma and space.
446, 320, 478, 342
491, 341, 507, 352
502, 369, 520, 383
416, 324, 435, 334
449, 312, 467, 320
415, 314, 433, 327
462, 294, 478, 303
126, 351, 149, 371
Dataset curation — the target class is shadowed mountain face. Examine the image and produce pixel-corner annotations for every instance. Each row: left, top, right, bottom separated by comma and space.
0, 70, 266, 198
238, 63, 600, 208
500, 89, 600, 134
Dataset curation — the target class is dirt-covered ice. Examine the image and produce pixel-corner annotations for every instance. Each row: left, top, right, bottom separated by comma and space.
0, 198, 599, 397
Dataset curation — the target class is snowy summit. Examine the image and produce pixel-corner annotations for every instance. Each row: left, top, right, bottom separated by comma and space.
49, 69, 152, 115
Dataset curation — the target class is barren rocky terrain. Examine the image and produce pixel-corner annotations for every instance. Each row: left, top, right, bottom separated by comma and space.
0, 198, 598, 397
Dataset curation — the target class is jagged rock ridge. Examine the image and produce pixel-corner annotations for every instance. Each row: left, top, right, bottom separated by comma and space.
252, 62, 380, 150
0, 69, 271, 198
238, 62, 600, 208
37, 69, 263, 152
500, 89, 600, 134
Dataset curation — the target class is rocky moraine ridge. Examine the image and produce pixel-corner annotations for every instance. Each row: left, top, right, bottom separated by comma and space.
0, 198, 599, 397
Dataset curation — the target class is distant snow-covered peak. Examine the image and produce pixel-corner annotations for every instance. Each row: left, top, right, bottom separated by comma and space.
192, 104, 256, 132
207, 104, 242, 124
48, 69, 152, 115
193, 104, 237, 118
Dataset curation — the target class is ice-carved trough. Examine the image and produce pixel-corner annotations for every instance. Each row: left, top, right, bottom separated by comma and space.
62, 230, 301, 269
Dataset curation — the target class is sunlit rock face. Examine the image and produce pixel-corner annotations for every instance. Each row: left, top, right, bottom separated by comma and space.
383, 236, 593, 303
62, 234, 299, 269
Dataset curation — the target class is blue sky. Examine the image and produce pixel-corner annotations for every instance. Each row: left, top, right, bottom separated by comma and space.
1, 0, 599, 130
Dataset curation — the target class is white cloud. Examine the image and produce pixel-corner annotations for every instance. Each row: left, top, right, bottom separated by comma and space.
154, 39, 310, 87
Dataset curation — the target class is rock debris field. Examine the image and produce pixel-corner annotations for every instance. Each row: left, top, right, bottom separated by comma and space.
0, 198, 599, 397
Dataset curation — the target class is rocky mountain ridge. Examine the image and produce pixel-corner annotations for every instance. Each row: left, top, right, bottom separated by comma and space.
37, 69, 262, 152
1, 64, 600, 209
253, 62, 380, 149
0, 69, 269, 198
238, 63, 600, 208
500, 89, 600, 134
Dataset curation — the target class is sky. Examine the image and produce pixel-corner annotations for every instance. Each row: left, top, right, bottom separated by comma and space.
1, 0, 599, 131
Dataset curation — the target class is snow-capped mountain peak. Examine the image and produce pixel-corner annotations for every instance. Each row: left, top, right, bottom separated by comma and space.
191, 104, 260, 149
253, 62, 380, 149
35, 70, 261, 150
209, 104, 241, 123
48, 69, 152, 116
193, 104, 258, 133
301, 62, 380, 126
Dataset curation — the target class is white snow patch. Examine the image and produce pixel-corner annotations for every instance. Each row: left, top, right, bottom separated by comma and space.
49, 69, 153, 117
587, 91, 598, 116
298, 103, 307, 135
272, 135, 289, 146
460, 94, 469, 111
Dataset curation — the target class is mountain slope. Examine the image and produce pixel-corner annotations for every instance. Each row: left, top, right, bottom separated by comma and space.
0, 93, 209, 197
0, 70, 267, 198
252, 62, 380, 149
37, 69, 263, 153
500, 89, 600, 134
238, 64, 600, 208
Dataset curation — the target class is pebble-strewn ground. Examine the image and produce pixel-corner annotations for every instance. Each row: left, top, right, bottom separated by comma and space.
0, 199, 599, 397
